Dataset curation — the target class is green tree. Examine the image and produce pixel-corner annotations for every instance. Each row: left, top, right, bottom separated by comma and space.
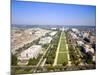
28, 58, 37, 65
11, 54, 17, 66
62, 62, 67, 66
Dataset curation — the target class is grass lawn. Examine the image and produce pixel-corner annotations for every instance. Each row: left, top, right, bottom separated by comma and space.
57, 53, 68, 64
15, 69, 33, 74
59, 32, 66, 52
57, 31, 68, 64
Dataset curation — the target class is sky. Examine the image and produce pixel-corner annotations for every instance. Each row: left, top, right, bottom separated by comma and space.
11, 0, 96, 26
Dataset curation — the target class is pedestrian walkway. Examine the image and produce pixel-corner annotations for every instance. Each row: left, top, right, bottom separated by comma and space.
53, 31, 62, 66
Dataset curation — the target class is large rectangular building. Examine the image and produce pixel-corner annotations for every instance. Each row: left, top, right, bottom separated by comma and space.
39, 37, 52, 45
17, 45, 42, 65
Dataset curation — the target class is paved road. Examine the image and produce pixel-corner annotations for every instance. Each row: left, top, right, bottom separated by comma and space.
33, 44, 51, 72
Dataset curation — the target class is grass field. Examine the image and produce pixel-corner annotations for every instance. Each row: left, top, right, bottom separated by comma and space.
57, 31, 68, 64
59, 32, 66, 52
57, 53, 68, 64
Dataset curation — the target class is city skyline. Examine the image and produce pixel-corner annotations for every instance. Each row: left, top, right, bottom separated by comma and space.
12, 0, 96, 26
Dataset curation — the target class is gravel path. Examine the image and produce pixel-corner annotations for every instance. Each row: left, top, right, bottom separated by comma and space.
53, 31, 62, 66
